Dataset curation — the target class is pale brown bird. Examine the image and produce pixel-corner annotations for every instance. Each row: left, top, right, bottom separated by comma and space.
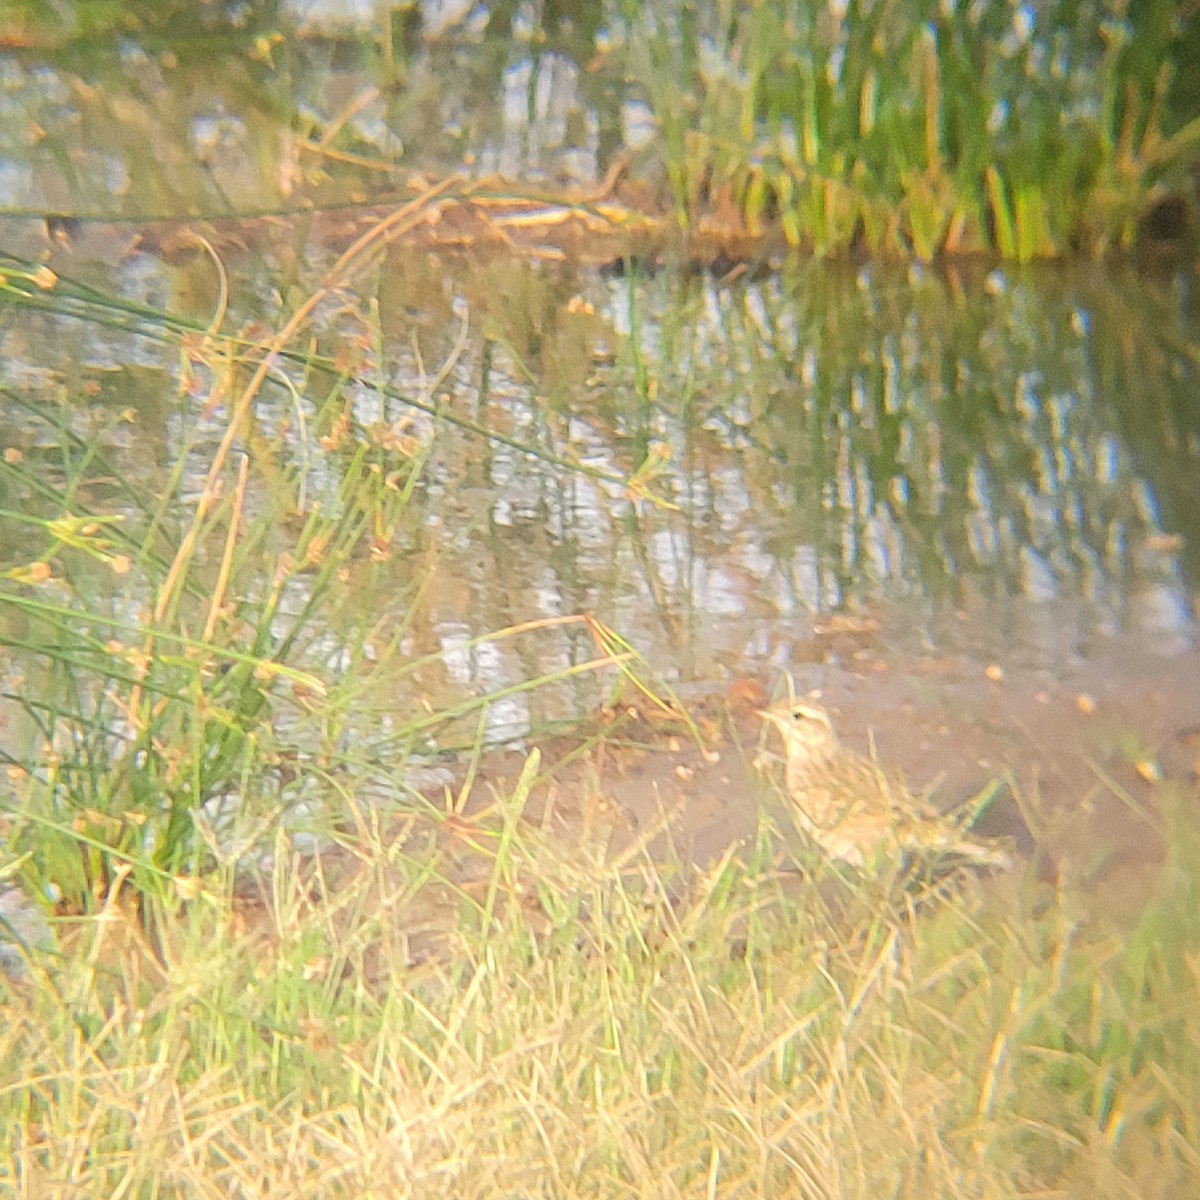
758, 699, 1012, 871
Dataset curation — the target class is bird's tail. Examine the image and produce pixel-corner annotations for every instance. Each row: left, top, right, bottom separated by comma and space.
901, 825, 1015, 871
947, 838, 1014, 871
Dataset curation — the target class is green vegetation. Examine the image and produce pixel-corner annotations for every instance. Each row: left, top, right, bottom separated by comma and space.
1, 245, 1198, 1195
614, 0, 1200, 258
2, 784, 1198, 1196
2, 0, 1197, 261
0, 243, 649, 920
1, 0, 1199, 1173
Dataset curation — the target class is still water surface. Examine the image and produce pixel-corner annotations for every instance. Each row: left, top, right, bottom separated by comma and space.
0, 12, 1196, 865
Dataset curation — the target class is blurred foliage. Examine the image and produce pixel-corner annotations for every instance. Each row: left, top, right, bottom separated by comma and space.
0, 0, 1196, 257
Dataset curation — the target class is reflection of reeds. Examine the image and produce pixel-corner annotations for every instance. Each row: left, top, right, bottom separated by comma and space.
642, 261, 1194, 613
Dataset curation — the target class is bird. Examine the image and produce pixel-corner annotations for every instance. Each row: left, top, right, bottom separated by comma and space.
757, 699, 1012, 871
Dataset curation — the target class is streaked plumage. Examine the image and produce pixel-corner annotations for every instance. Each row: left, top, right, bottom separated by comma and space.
758, 700, 1012, 871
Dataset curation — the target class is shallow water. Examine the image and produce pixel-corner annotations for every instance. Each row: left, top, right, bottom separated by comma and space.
0, 12, 1197, 886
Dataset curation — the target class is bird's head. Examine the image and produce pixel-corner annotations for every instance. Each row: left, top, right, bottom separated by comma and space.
758, 700, 840, 767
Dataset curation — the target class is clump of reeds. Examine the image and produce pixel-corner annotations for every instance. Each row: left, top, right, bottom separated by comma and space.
613, 0, 1199, 259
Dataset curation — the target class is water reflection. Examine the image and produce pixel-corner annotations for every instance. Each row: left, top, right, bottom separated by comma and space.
0, 0, 619, 219
0, 237, 1196, 735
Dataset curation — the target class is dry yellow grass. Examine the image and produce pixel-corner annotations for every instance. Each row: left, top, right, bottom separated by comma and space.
2, 768, 1197, 1199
